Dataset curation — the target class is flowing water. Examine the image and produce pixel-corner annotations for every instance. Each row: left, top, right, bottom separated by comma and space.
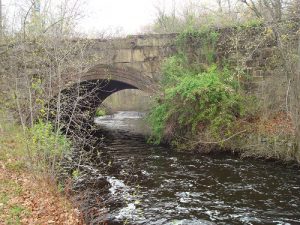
73, 111, 300, 225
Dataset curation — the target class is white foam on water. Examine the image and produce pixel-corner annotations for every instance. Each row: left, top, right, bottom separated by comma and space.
107, 176, 127, 195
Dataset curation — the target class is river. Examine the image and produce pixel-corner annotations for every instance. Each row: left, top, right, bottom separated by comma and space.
68, 111, 300, 225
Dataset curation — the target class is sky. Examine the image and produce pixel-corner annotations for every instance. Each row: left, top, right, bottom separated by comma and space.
74, 0, 196, 35
78, 0, 169, 35
1, 0, 215, 35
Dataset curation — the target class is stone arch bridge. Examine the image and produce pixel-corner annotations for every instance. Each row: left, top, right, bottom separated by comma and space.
55, 33, 178, 130
55, 24, 294, 132
81, 33, 178, 94
72, 33, 179, 94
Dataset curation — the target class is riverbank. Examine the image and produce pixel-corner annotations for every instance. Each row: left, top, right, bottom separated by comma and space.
97, 111, 300, 163
183, 112, 300, 163
0, 122, 84, 225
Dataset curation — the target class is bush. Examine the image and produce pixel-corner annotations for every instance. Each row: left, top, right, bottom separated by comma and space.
95, 109, 106, 117
176, 29, 220, 65
29, 121, 71, 168
148, 61, 249, 146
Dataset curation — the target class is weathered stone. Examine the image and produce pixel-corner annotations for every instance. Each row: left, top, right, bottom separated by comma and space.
258, 58, 267, 67
143, 47, 159, 58
253, 70, 263, 77
252, 50, 261, 58
115, 49, 132, 63
263, 70, 273, 77
137, 37, 159, 47
132, 49, 146, 62
121, 62, 143, 71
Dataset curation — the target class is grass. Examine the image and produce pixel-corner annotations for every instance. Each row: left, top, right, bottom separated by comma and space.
0, 117, 84, 225
6, 205, 26, 225
0, 173, 27, 224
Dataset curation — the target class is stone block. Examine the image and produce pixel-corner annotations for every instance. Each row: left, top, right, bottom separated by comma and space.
141, 61, 156, 73
252, 50, 261, 58
253, 70, 263, 77
132, 49, 146, 62
263, 70, 273, 77
258, 58, 266, 67
143, 47, 159, 58
158, 38, 174, 46
137, 38, 159, 47
246, 67, 253, 75
115, 49, 132, 63
110, 38, 133, 49
121, 62, 143, 71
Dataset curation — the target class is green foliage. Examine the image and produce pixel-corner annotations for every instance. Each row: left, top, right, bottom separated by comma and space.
176, 29, 220, 65
72, 169, 80, 179
7, 205, 25, 225
6, 161, 26, 172
29, 121, 71, 164
148, 56, 251, 146
95, 108, 107, 117
147, 27, 260, 147
237, 18, 264, 30
161, 54, 191, 85
147, 103, 169, 144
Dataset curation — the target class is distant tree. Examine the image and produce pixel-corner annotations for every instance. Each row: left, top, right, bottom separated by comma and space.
286, 0, 300, 18
239, 0, 300, 21
142, 0, 261, 34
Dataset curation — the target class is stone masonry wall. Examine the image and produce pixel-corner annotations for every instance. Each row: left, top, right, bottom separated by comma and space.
182, 21, 299, 116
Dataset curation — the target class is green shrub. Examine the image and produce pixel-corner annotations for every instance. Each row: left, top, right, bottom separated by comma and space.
161, 54, 191, 85
176, 29, 220, 65
147, 28, 258, 148
95, 108, 106, 117
147, 102, 169, 144
148, 61, 250, 146
238, 18, 264, 29
29, 121, 71, 166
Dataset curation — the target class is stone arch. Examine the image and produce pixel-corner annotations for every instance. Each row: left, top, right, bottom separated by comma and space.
82, 64, 158, 93
52, 64, 158, 133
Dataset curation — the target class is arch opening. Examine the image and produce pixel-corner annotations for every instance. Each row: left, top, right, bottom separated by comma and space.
50, 64, 159, 134
51, 78, 150, 133
99, 89, 152, 114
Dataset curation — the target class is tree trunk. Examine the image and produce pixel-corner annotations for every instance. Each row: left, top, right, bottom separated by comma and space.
296, 36, 300, 160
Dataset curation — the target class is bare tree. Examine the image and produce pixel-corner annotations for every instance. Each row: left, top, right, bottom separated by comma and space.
0, 0, 108, 176
240, 0, 300, 159
216, 0, 223, 12
0, 0, 2, 37
239, 0, 300, 21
